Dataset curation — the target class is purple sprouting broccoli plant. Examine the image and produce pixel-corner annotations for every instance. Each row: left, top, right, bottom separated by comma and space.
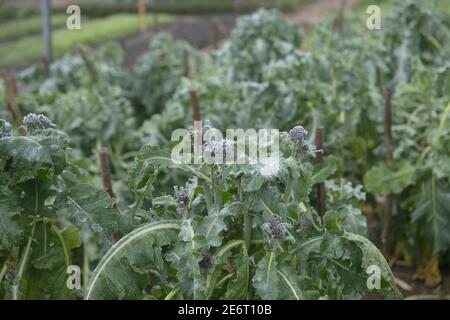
200, 254, 213, 269
298, 217, 312, 232
23, 113, 55, 131
289, 126, 308, 144
289, 125, 314, 154
269, 215, 286, 240
175, 186, 190, 207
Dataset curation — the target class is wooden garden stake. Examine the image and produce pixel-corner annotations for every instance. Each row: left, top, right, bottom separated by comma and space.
99, 147, 116, 200
315, 127, 326, 225
333, 0, 347, 31
382, 88, 393, 257
190, 90, 202, 163
233, 0, 239, 15
4, 75, 22, 124
8, 74, 18, 95
41, 57, 50, 77
1, 72, 25, 135
77, 47, 97, 84
137, 0, 147, 33
189, 90, 202, 122
212, 18, 221, 50
153, 13, 159, 33
112, 231, 124, 243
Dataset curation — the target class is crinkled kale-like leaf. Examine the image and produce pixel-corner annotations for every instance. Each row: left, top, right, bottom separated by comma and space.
0, 128, 67, 184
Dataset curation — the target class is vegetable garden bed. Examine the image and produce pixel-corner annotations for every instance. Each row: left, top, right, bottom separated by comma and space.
0, 0, 449, 300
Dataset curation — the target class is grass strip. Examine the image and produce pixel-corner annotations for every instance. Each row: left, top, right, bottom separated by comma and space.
0, 13, 174, 67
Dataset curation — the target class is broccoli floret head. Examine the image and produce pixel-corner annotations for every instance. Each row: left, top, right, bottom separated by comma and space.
269, 215, 285, 240
289, 126, 308, 144
23, 113, 55, 130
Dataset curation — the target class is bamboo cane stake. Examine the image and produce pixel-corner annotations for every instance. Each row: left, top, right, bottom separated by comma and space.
190, 90, 202, 164
189, 90, 202, 122
1, 72, 25, 135
315, 127, 326, 225
99, 147, 116, 200
212, 18, 220, 50
138, 0, 148, 33
77, 47, 97, 84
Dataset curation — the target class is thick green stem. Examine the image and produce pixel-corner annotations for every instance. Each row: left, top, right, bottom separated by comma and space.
111, 140, 127, 183
0, 258, 8, 288
211, 166, 223, 208
207, 240, 249, 295
239, 181, 252, 252
51, 223, 72, 267
83, 249, 90, 290
12, 220, 36, 300
130, 172, 157, 227
283, 150, 296, 202
435, 102, 450, 144
244, 210, 252, 253
283, 177, 293, 202
43, 220, 48, 256
211, 166, 216, 204
202, 183, 213, 212
130, 196, 143, 227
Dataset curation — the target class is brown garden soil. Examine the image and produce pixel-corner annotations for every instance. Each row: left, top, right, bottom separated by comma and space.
392, 264, 450, 299
119, 14, 237, 68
